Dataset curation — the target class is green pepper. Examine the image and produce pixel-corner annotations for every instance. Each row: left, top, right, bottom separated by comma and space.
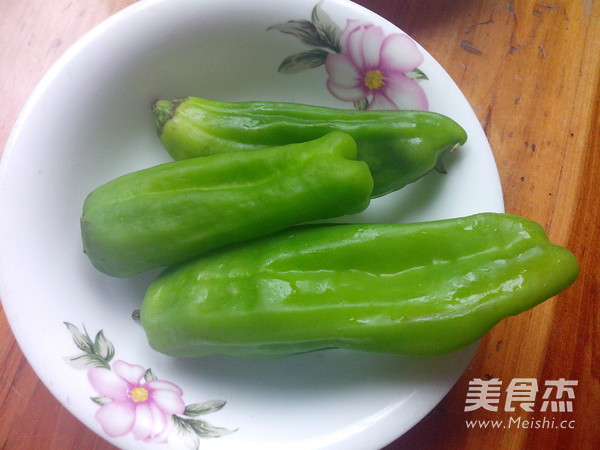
140, 213, 578, 358
81, 132, 372, 278
153, 97, 468, 198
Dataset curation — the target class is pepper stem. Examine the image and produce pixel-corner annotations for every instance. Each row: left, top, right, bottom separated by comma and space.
152, 97, 186, 136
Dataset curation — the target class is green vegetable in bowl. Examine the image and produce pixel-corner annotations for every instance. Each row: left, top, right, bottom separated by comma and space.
80, 132, 372, 278
153, 97, 468, 198
140, 213, 579, 359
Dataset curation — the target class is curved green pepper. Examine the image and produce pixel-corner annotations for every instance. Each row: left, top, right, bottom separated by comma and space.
140, 213, 578, 359
153, 97, 468, 198
81, 132, 372, 277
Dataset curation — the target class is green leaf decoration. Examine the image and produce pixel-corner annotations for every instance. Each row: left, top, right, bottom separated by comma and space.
353, 98, 370, 111
406, 68, 429, 81
268, 20, 330, 49
184, 400, 227, 417
91, 396, 112, 406
268, 3, 341, 53
278, 49, 329, 74
311, 2, 341, 52
172, 415, 237, 439
65, 352, 111, 370
93, 330, 115, 362
64, 322, 94, 353
144, 368, 158, 382
188, 419, 236, 438
63, 322, 113, 370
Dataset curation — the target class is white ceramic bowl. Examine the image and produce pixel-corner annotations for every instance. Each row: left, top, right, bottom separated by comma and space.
0, 0, 503, 449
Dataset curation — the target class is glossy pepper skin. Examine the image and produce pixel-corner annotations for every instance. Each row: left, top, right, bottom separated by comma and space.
153, 97, 468, 198
80, 132, 372, 278
140, 213, 579, 359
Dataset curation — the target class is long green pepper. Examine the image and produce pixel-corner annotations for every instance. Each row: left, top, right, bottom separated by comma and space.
153, 97, 468, 197
140, 213, 579, 359
80, 132, 372, 277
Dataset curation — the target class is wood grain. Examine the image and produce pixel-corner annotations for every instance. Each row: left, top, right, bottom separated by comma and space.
1, 1, 598, 449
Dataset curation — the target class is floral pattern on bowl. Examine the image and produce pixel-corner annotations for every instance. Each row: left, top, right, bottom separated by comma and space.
64, 322, 235, 447
270, 1, 429, 110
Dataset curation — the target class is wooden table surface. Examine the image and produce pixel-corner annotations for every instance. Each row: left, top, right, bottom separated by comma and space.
1, 1, 598, 449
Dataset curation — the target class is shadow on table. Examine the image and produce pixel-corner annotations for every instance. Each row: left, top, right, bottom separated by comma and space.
355, 0, 477, 35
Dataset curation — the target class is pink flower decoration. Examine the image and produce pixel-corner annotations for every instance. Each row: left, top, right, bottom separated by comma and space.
325, 20, 428, 110
88, 360, 185, 443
